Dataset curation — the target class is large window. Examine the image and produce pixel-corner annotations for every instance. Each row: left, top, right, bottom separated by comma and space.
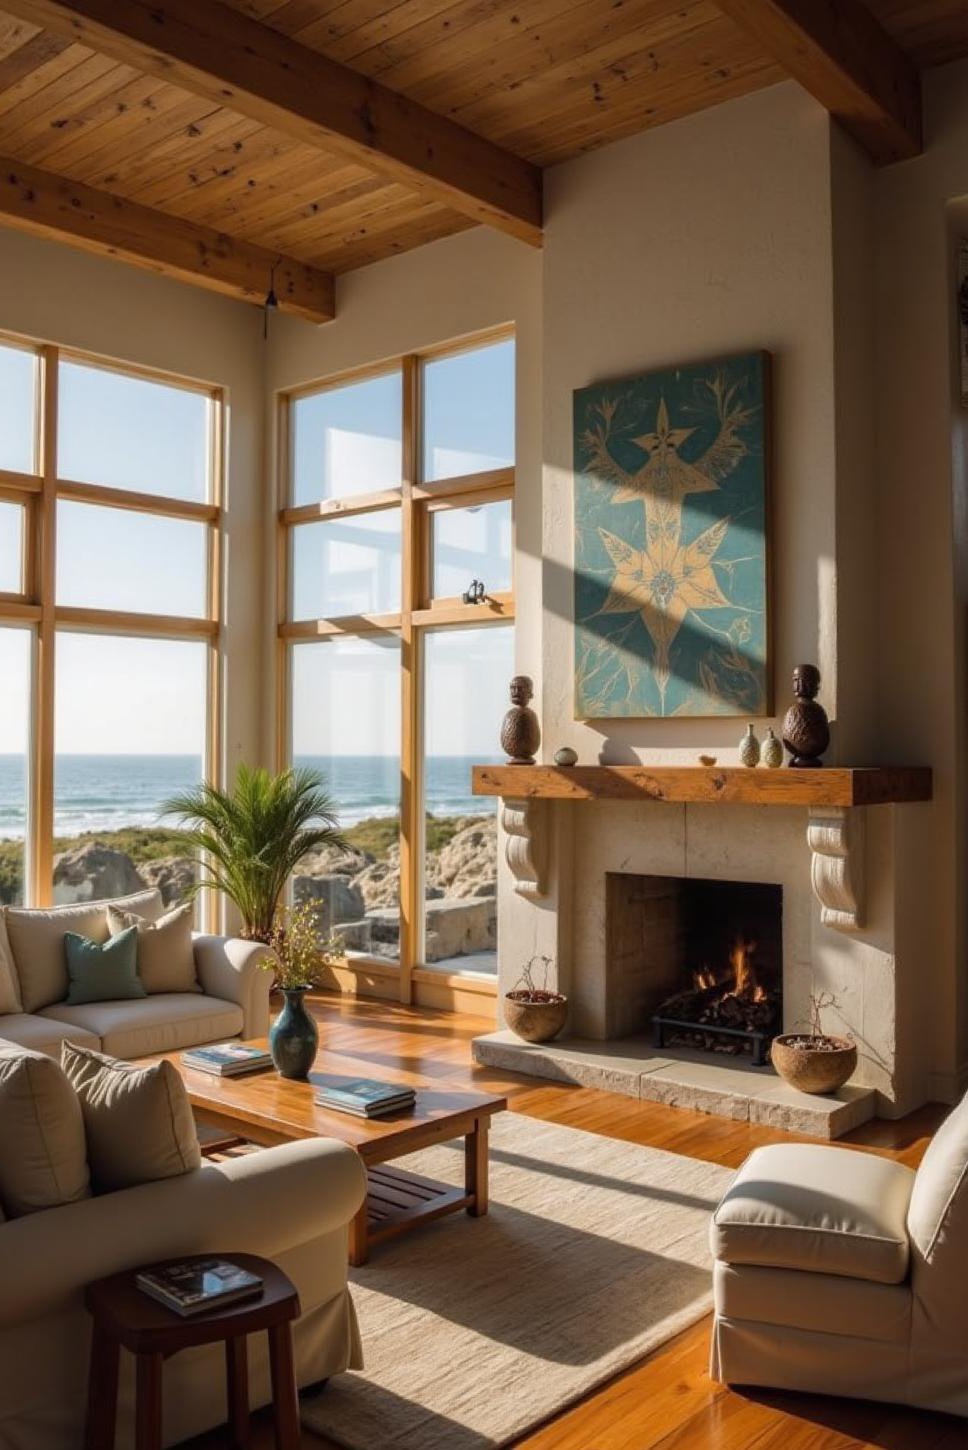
0, 336, 222, 911
279, 331, 515, 1004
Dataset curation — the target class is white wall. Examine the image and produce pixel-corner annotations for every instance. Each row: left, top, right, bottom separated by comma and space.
540, 82, 840, 764
0, 227, 267, 789
874, 58, 968, 1101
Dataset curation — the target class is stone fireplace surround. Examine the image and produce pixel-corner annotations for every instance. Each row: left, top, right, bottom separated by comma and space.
473, 769, 933, 1138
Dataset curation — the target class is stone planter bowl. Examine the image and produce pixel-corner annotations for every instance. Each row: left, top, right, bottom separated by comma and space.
771, 1033, 857, 1095
504, 991, 568, 1044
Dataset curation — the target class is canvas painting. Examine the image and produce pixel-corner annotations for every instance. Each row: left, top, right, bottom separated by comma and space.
573, 351, 771, 719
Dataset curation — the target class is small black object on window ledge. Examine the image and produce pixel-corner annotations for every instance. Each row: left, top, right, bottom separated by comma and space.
462, 579, 487, 605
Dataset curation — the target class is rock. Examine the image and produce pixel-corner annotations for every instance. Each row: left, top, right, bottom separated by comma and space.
293, 874, 365, 925
53, 843, 144, 905
331, 919, 372, 953
425, 898, 496, 961
427, 817, 498, 898
298, 843, 370, 878
138, 855, 197, 907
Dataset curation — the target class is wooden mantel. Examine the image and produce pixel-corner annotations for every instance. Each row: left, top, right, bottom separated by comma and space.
475, 764, 932, 930
472, 765, 932, 809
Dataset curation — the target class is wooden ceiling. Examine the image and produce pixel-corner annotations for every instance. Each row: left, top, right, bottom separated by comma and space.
0, 0, 963, 323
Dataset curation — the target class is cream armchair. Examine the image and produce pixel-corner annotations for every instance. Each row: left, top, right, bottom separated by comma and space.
709, 1091, 968, 1417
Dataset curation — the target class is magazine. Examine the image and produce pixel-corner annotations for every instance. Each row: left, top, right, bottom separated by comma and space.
136, 1258, 263, 1316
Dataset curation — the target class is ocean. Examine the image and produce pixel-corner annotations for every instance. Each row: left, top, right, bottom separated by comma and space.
0, 754, 497, 840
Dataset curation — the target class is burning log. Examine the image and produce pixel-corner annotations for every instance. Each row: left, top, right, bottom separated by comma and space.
653, 936, 780, 1057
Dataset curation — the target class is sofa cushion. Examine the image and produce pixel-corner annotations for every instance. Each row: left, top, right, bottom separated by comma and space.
107, 900, 200, 996
711, 1143, 916, 1285
0, 1012, 100, 1057
0, 912, 23, 1015
65, 926, 145, 1006
5, 889, 164, 1012
0, 1047, 91, 1216
61, 1041, 201, 1193
40, 993, 244, 1059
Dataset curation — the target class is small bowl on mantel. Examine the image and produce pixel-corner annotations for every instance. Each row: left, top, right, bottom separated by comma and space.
771, 1033, 857, 1094
504, 990, 568, 1044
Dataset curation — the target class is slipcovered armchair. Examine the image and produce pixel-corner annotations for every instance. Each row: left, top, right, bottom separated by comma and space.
709, 1090, 968, 1417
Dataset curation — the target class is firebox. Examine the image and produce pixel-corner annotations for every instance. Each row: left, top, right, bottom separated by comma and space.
604, 873, 783, 1064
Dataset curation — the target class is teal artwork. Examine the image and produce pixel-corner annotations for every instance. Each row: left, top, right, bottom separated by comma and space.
574, 351, 771, 719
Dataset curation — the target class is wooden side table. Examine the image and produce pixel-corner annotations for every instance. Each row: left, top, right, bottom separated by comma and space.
83, 1253, 301, 1450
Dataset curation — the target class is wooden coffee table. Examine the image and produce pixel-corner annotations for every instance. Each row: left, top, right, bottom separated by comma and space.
153, 1043, 507, 1266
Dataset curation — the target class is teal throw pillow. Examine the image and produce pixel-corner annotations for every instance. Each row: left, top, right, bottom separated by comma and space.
64, 927, 145, 1006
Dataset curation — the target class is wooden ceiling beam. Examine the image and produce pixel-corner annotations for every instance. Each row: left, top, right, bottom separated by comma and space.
0, 153, 335, 320
0, 0, 543, 245
713, 0, 922, 163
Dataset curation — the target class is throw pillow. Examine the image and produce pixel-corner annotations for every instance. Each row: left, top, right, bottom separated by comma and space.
61, 1041, 201, 1193
0, 911, 23, 1015
106, 901, 200, 995
64, 927, 145, 1006
0, 1048, 91, 1216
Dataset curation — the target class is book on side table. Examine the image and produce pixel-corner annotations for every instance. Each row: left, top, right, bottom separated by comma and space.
181, 1043, 273, 1077
136, 1258, 264, 1316
314, 1077, 416, 1118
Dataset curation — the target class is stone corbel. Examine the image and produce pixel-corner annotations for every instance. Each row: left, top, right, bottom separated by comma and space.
807, 806, 866, 932
501, 797, 548, 899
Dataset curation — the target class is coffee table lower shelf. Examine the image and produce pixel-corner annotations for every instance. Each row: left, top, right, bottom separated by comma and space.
363, 1164, 473, 1261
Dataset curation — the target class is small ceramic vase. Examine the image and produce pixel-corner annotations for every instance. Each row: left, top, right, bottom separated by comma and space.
500, 676, 541, 764
762, 728, 783, 769
738, 724, 761, 768
554, 746, 578, 767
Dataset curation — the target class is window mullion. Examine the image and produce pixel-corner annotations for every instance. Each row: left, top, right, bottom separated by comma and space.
399, 355, 420, 1005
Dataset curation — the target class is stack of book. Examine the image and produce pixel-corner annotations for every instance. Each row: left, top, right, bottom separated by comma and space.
314, 1077, 416, 1119
136, 1258, 263, 1317
181, 1043, 273, 1078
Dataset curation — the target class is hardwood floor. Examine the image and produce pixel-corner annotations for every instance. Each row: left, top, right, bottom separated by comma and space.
185, 992, 959, 1450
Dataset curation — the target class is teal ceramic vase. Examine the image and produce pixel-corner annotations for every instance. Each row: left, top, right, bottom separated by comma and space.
269, 987, 319, 1080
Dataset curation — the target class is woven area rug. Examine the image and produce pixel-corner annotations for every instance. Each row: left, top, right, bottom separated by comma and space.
302, 1112, 733, 1450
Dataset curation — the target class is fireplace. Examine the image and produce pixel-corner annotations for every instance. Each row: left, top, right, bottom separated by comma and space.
606, 874, 782, 1064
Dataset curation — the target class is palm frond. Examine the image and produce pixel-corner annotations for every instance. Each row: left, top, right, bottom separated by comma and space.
162, 764, 347, 940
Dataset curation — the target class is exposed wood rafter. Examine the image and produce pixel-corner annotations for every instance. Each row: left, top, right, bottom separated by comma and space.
714, 0, 922, 163
0, 154, 335, 321
0, 0, 543, 245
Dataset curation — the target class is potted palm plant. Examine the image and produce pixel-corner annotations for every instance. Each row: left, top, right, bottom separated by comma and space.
163, 763, 347, 942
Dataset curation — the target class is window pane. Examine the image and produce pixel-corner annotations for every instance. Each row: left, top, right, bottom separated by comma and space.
422, 338, 514, 482
422, 624, 514, 974
431, 498, 512, 599
56, 501, 208, 617
0, 501, 24, 593
0, 627, 30, 905
292, 637, 401, 961
0, 343, 37, 474
58, 360, 210, 502
54, 634, 206, 907
292, 509, 401, 621
292, 372, 402, 506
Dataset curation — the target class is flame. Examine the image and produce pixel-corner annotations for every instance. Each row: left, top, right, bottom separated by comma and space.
693, 937, 766, 1002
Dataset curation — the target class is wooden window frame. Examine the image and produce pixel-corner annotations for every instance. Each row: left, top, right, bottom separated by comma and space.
0, 331, 225, 919
276, 328, 515, 1008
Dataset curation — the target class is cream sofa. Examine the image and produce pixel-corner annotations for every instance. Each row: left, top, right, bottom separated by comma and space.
710, 1089, 968, 1417
0, 888, 272, 1059
0, 1134, 366, 1448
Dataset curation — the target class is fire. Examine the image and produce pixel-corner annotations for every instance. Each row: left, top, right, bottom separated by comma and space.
693, 937, 767, 1003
